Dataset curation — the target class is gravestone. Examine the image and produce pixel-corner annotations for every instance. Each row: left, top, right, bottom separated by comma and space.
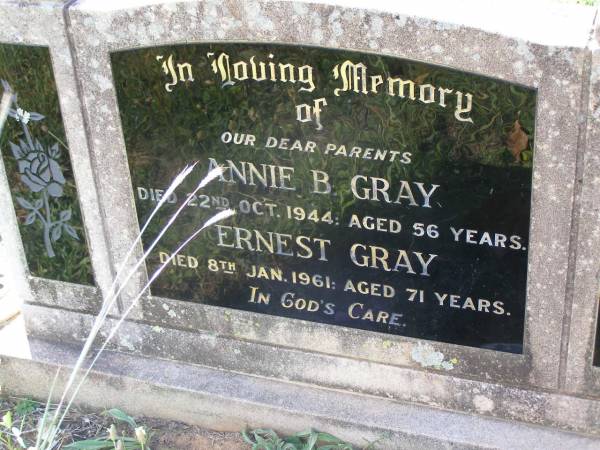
1, 0, 600, 448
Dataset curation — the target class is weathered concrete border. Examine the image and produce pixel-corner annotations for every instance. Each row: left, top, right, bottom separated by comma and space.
23, 303, 600, 435
2, 337, 600, 450
565, 9, 600, 396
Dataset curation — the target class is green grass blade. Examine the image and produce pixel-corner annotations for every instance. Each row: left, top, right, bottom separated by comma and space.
63, 439, 114, 449
105, 409, 137, 429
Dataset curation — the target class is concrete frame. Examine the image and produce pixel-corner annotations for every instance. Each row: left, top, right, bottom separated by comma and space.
565, 14, 600, 396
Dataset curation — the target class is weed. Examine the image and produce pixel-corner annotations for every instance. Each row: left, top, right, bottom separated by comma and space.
14, 400, 38, 418
17, 164, 234, 450
241, 428, 392, 450
64, 408, 150, 450
0, 398, 40, 449
242, 428, 355, 450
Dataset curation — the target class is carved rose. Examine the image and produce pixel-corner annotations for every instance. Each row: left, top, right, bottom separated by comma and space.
10, 141, 65, 197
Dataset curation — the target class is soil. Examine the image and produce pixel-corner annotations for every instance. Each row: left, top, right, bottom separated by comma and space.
141, 418, 247, 450
0, 397, 247, 450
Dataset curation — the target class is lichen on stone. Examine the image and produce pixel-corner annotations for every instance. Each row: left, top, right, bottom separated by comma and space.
410, 342, 457, 370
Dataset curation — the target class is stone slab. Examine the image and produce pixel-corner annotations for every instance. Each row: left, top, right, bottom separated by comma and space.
22, 303, 600, 436
1, 337, 600, 450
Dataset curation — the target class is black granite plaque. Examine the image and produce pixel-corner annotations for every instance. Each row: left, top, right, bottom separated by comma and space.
0, 43, 94, 284
111, 43, 536, 353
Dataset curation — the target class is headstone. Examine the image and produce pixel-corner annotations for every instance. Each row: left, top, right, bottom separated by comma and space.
0, 0, 599, 447
64, 0, 593, 389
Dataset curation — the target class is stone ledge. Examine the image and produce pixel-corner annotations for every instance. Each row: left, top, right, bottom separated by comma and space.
22, 304, 600, 435
1, 338, 599, 450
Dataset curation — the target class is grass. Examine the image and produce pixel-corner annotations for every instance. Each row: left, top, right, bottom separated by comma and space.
1, 397, 114, 449
241, 428, 388, 450
1, 398, 387, 450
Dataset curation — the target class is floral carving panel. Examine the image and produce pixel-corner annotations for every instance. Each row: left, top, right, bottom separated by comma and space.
0, 43, 93, 284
